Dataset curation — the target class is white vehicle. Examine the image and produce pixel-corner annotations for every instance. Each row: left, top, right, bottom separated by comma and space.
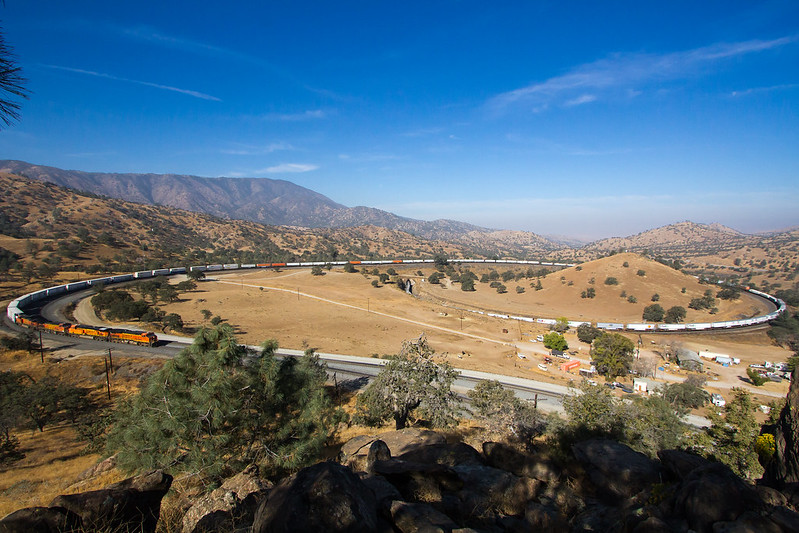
536, 335, 544, 342
711, 393, 726, 407
537, 364, 548, 372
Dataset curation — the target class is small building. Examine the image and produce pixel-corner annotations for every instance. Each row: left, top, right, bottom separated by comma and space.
559, 360, 580, 373
633, 378, 653, 394
676, 349, 703, 372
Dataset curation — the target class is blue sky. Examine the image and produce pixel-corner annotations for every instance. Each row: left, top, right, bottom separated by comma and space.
1, 1, 798, 240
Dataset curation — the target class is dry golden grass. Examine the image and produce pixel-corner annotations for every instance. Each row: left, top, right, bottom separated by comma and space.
0, 426, 102, 517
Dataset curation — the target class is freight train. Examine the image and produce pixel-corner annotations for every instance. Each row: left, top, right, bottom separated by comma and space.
5, 260, 787, 340
13, 314, 157, 346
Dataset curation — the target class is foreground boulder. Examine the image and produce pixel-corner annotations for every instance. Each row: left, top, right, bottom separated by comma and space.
252, 461, 379, 533
182, 464, 271, 533
766, 368, 799, 488
572, 439, 661, 503
48, 470, 173, 533
0, 506, 81, 533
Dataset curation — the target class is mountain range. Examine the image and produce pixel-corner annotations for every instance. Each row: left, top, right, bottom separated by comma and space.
2, 160, 797, 260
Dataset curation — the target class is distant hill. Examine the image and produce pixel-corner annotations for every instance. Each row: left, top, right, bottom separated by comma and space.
0, 160, 563, 252
583, 221, 752, 256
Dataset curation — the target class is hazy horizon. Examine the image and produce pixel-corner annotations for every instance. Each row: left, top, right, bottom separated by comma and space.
1, 2, 797, 240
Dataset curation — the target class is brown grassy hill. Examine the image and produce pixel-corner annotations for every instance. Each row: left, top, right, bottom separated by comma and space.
0, 172, 473, 301
422, 253, 771, 323
583, 221, 750, 256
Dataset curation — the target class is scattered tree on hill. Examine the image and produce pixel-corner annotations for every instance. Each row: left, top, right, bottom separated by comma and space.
343, 263, 357, 273
577, 323, 602, 344
468, 380, 540, 440
428, 272, 443, 284
549, 382, 686, 457
106, 325, 343, 480
637, 270, 646, 277
590, 332, 635, 379
604, 277, 619, 285
534, 279, 543, 291
162, 313, 184, 332
622, 261, 629, 268
689, 289, 716, 311
685, 388, 762, 479
746, 368, 768, 386
461, 278, 476, 291
355, 336, 460, 430
186, 269, 205, 281
543, 332, 568, 351
627, 295, 637, 303
371, 279, 380, 288
651, 293, 660, 302
552, 317, 569, 333
201, 309, 212, 321
311, 265, 324, 276
716, 287, 740, 300
642, 304, 665, 322
515, 285, 525, 294
495, 283, 507, 294
659, 375, 709, 411
581, 287, 595, 299
665, 306, 687, 323
433, 253, 449, 267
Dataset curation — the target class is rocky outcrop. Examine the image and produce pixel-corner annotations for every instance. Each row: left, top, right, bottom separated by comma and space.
181, 465, 271, 533
4, 429, 799, 532
766, 368, 799, 487
0, 470, 172, 533
252, 462, 380, 533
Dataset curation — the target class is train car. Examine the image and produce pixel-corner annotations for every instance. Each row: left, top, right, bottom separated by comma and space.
686, 323, 712, 330
223, 264, 240, 270
134, 270, 154, 279
567, 320, 591, 327
111, 274, 136, 283
109, 330, 158, 346
190, 265, 208, 272
509, 315, 535, 323
14, 315, 42, 328
43, 322, 69, 335
6, 303, 21, 321
240, 264, 256, 269
206, 264, 224, 271
597, 322, 625, 330
153, 269, 170, 276
657, 323, 687, 331
88, 277, 113, 286
168, 267, 187, 275
68, 324, 110, 340
536, 318, 557, 325
66, 281, 91, 291
45, 285, 68, 298
627, 323, 656, 331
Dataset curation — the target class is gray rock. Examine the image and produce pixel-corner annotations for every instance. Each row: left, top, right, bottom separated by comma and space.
182, 464, 270, 533
452, 464, 538, 516
49, 469, 172, 533
375, 428, 447, 457
767, 506, 799, 533
711, 510, 783, 533
0, 506, 80, 533
570, 503, 623, 532
757, 485, 788, 508
572, 439, 661, 502
359, 474, 403, 512
658, 449, 711, 481
389, 500, 459, 533
632, 516, 672, 533
524, 501, 568, 531
673, 462, 762, 533
252, 462, 378, 533
366, 440, 392, 474
482, 441, 561, 482
397, 442, 483, 467
373, 459, 462, 502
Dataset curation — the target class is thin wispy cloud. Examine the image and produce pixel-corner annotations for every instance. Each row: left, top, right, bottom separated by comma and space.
220, 142, 294, 155
43, 65, 221, 101
730, 83, 799, 97
261, 110, 327, 121
259, 163, 319, 174
488, 36, 796, 112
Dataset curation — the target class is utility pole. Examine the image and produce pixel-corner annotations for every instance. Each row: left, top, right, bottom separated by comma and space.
38, 330, 44, 363
107, 348, 113, 372
103, 356, 112, 401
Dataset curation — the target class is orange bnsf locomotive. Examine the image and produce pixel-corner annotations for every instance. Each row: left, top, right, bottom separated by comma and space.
14, 315, 157, 346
